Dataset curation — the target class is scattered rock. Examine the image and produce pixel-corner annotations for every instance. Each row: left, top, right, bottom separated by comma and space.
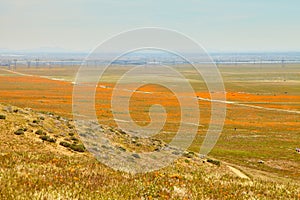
172, 151, 181, 155
28, 122, 38, 127
2, 106, 12, 113
183, 151, 194, 158
17, 109, 29, 115
131, 138, 137, 143
258, 160, 264, 164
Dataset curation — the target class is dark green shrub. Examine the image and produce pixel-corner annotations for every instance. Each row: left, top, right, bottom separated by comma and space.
14, 129, 24, 135
70, 136, 79, 142
35, 129, 45, 135
207, 158, 221, 166
59, 141, 71, 148
32, 119, 40, 123
70, 144, 85, 152
0, 114, 6, 119
39, 135, 56, 143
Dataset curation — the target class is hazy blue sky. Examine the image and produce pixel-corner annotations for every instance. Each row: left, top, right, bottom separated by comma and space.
0, 0, 299, 52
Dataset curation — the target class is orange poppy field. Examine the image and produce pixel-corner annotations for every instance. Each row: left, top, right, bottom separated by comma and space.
0, 64, 299, 181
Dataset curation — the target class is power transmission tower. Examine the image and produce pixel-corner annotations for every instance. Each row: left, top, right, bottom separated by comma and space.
48, 62, 52, 69
27, 60, 31, 68
8, 60, 11, 70
281, 58, 286, 82
35, 58, 39, 68
13, 59, 17, 70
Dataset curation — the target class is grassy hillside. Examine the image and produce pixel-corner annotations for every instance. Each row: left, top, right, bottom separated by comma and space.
0, 103, 299, 199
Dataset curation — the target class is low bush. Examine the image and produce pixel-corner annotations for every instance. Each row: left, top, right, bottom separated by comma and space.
207, 158, 221, 166
39, 135, 56, 143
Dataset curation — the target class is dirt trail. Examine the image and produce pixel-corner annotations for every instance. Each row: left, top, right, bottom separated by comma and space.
0, 68, 34, 77
197, 97, 300, 115
0, 68, 70, 83
227, 165, 250, 180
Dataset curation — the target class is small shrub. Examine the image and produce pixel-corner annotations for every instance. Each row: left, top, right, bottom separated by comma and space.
35, 129, 45, 135
70, 144, 85, 152
32, 119, 40, 124
118, 146, 126, 152
68, 124, 75, 129
68, 132, 74, 136
39, 116, 45, 120
14, 129, 24, 135
132, 153, 140, 159
0, 114, 6, 119
70, 136, 79, 142
39, 135, 56, 143
207, 158, 221, 166
59, 141, 71, 148
64, 137, 71, 141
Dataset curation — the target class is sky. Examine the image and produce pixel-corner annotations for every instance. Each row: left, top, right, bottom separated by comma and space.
0, 0, 299, 52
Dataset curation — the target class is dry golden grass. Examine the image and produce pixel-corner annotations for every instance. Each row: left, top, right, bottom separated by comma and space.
0, 103, 300, 199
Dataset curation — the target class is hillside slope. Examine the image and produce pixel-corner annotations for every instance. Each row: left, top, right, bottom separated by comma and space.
0, 103, 299, 199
